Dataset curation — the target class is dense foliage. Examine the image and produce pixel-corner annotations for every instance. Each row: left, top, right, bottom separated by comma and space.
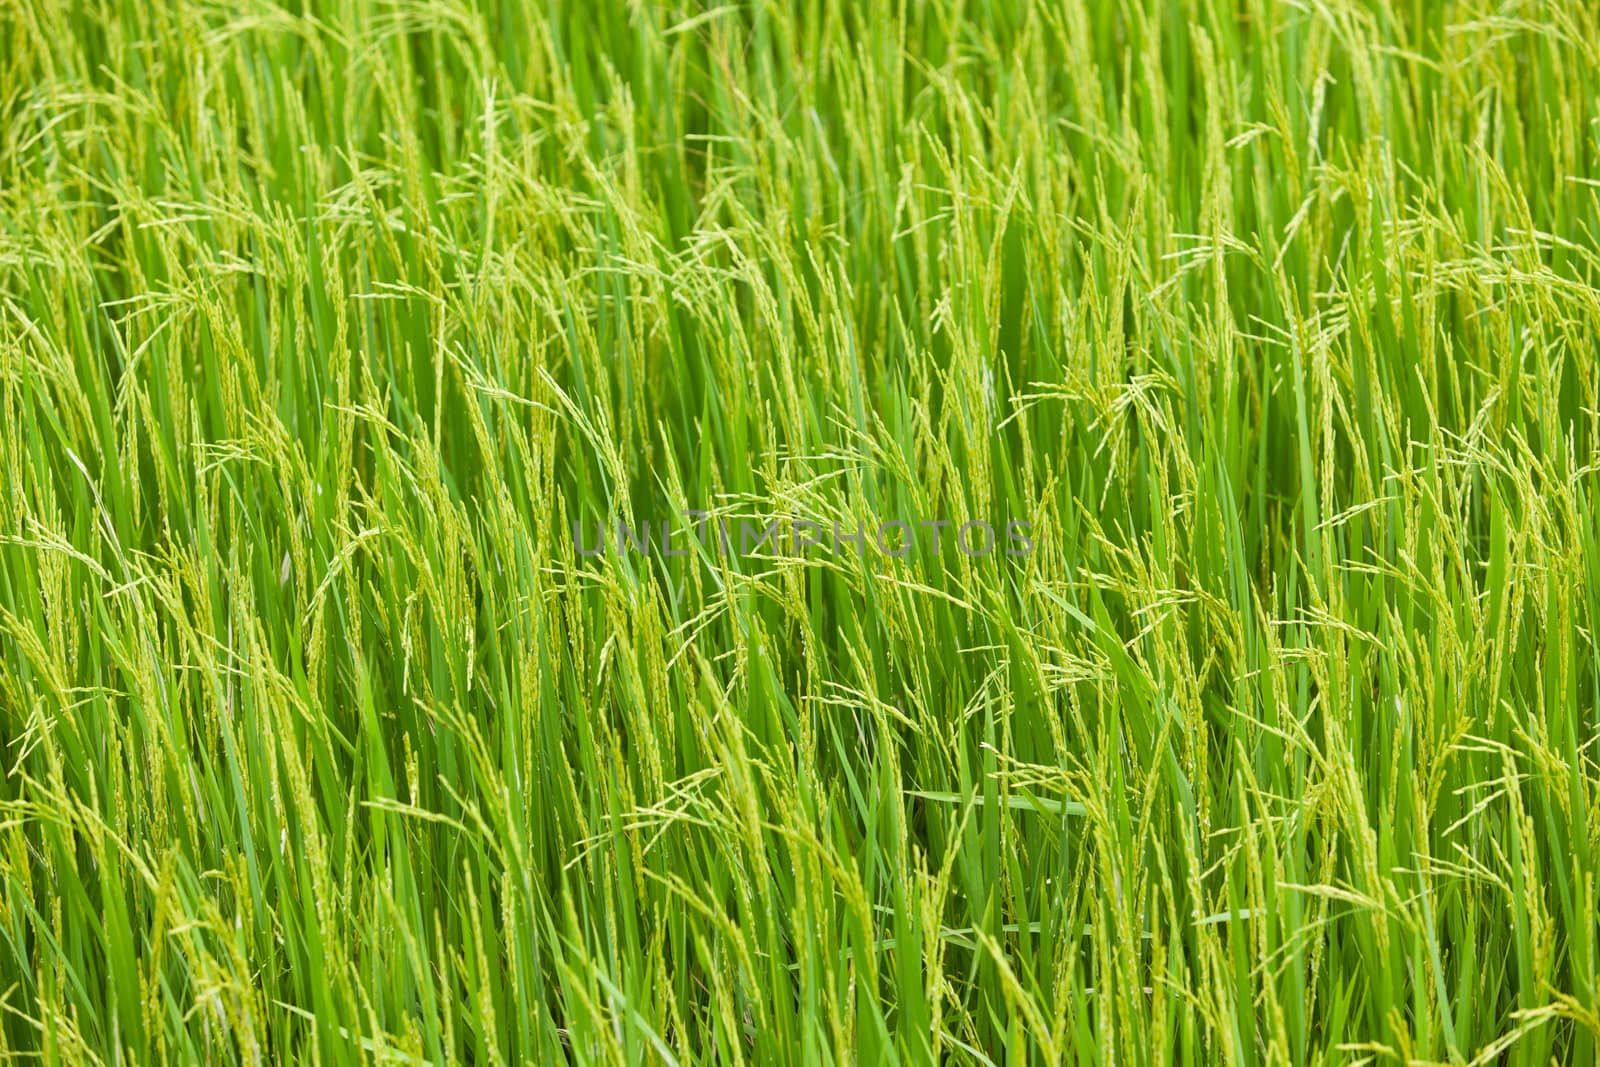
3, 1, 1600, 1062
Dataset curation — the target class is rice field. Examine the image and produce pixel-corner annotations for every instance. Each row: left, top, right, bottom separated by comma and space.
2, 0, 1600, 1062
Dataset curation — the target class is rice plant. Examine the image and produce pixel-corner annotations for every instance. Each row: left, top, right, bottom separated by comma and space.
2, 0, 1599, 1062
